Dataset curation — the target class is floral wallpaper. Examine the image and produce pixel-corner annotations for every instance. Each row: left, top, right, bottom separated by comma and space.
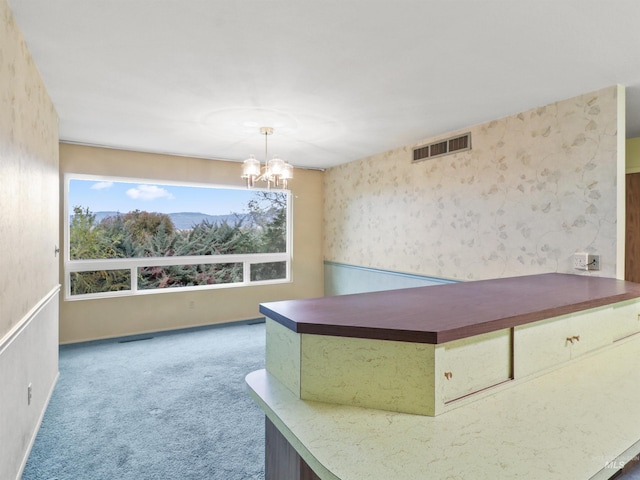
0, 0, 59, 337
324, 86, 621, 281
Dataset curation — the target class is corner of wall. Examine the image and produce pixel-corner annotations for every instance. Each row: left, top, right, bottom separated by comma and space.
616, 85, 626, 280
0, 0, 60, 477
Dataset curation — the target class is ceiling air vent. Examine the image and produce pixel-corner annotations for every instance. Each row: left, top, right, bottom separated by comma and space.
412, 132, 471, 163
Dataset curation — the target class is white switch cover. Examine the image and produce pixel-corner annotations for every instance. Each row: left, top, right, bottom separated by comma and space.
574, 253, 589, 270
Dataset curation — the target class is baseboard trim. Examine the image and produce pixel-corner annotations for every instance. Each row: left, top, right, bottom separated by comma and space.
60, 317, 266, 347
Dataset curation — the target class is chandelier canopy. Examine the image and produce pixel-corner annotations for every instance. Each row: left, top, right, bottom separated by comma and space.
241, 127, 293, 189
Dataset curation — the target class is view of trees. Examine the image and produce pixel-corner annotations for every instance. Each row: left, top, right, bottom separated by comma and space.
69, 191, 288, 295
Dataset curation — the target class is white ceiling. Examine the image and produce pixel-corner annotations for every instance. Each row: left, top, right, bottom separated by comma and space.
7, 0, 640, 170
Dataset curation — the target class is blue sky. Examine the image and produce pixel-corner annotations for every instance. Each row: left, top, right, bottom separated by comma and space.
69, 179, 259, 216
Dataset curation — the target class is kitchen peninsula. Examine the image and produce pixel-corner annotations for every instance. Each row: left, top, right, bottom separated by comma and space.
247, 273, 640, 479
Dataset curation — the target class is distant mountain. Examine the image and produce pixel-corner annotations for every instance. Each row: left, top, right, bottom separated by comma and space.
74, 211, 251, 230
168, 212, 249, 230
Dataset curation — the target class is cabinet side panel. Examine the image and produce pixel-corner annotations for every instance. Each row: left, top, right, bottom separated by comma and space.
300, 335, 435, 415
266, 318, 301, 396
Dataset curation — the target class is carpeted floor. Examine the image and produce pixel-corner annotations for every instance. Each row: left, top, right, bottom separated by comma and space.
23, 321, 266, 480
22, 318, 640, 480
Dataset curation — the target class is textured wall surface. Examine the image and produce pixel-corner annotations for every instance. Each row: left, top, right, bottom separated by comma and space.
324, 86, 621, 281
0, 1, 59, 479
0, 0, 59, 336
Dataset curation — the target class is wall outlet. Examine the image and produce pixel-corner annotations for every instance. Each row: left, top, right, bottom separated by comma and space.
574, 253, 600, 271
587, 254, 600, 271
574, 253, 589, 270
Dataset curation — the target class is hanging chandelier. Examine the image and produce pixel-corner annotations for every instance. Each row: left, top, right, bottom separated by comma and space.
241, 127, 293, 189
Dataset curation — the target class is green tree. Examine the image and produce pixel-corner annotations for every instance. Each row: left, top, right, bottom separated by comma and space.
69, 206, 131, 294
247, 191, 287, 253
246, 191, 288, 280
177, 219, 252, 255
69, 206, 122, 260
119, 210, 175, 246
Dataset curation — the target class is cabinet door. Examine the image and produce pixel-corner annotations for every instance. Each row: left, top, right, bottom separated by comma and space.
568, 306, 613, 359
439, 328, 512, 403
610, 300, 640, 342
514, 315, 572, 378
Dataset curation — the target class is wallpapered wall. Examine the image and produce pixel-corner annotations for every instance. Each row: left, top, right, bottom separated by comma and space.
0, 0, 59, 478
324, 86, 621, 281
0, 0, 59, 337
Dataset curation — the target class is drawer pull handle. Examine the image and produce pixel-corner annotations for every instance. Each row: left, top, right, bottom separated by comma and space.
566, 337, 574, 344
444, 372, 453, 380
572, 335, 580, 342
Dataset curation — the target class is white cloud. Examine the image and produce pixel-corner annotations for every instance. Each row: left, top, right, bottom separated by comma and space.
91, 181, 113, 190
126, 185, 175, 201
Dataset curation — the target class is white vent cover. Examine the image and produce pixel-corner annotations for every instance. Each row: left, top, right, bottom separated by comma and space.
412, 133, 471, 163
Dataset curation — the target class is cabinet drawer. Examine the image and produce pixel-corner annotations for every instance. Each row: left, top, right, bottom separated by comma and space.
514, 316, 570, 378
568, 307, 613, 358
514, 306, 612, 378
610, 300, 640, 342
439, 328, 512, 403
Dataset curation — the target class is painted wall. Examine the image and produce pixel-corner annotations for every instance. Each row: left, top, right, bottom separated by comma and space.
324, 261, 454, 296
0, 0, 60, 478
627, 137, 640, 172
59, 144, 324, 343
324, 86, 623, 281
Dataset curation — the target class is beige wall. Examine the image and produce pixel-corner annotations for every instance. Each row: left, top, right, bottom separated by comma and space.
324, 86, 623, 281
0, 0, 60, 478
59, 144, 324, 343
627, 137, 640, 172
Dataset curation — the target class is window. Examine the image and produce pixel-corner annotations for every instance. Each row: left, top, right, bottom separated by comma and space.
64, 175, 291, 299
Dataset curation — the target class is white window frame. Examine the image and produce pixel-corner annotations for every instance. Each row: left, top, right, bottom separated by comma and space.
64, 173, 292, 301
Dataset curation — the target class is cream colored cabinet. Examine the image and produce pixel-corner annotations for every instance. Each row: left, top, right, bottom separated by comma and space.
610, 299, 640, 342
265, 299, 640, 418
438, 328, 512, 403
514, 306, 613, 378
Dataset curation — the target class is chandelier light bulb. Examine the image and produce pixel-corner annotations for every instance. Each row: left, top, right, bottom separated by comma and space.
241, 155, 261, 188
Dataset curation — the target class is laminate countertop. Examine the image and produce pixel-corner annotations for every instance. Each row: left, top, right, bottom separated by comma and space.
247, 334, 640, 480
259, 273, 640, 343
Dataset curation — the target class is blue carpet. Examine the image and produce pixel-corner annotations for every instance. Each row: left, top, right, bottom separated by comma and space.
23, 321, 266, 480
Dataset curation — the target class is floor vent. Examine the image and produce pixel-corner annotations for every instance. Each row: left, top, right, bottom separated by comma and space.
412, 132, 471, 163
118, 336, 154, 343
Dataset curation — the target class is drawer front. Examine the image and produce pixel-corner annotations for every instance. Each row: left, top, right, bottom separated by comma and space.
515, 306, 613, 378
610, 300, 640, 342
568, 306, 613, 359
440, 328, 512, 403
514, 315, 572, 378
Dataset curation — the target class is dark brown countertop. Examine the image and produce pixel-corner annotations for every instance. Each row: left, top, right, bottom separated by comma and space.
259, 273, 640, 344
